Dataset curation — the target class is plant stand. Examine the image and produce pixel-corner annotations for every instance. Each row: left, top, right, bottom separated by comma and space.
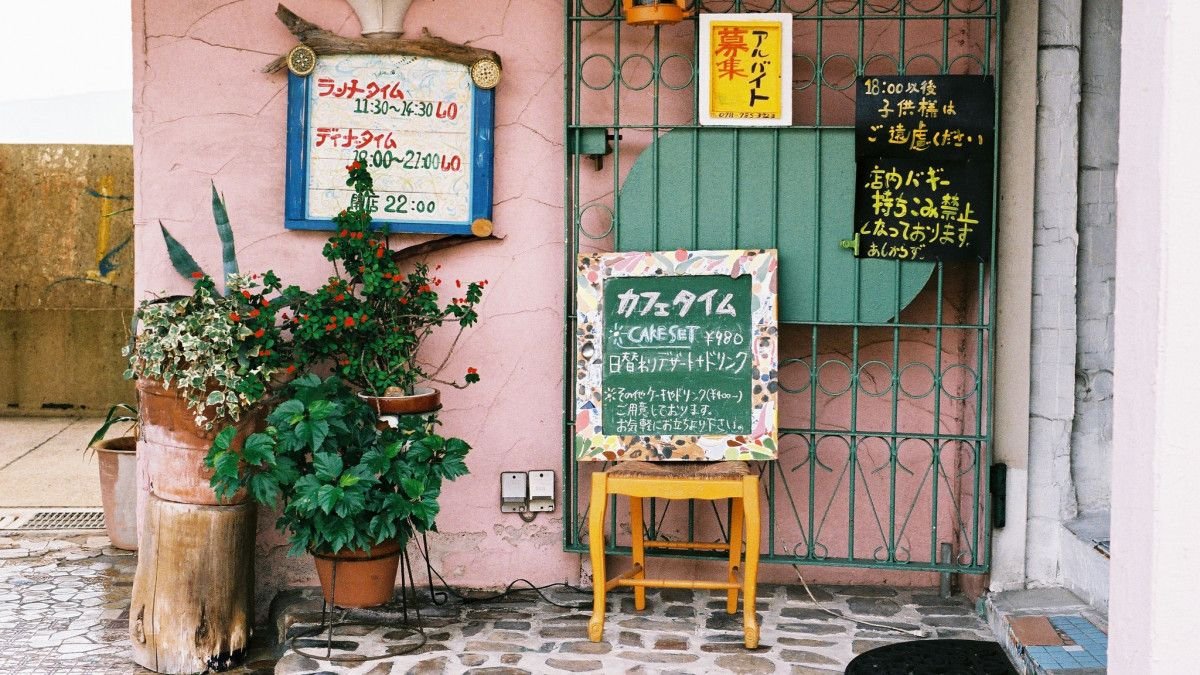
129, 495, 255, 673
289, 538, 432, 664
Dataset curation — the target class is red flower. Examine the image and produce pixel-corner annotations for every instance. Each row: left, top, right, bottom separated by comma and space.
418, 284, 431, 293
241, 290, 252, 300
254, 328, 265, 338
339, 229, 348, 237
325, 323, 336, 332
334, 293, 345, 302
344, 316, 356, 327
286, 365, 296, 374
400, 297, 409, 305
258, 349, 271, 357
249, 308, 260, 318
467, 367, 478, 375
351, 161, 362, 170
455, 279, 461, 288
338, 358, 350, 366
376, 247, 385, 258
382, 272, 392, 280
191, 271, 204, 279
229, 312, 241, 322
261, 298, 270, 307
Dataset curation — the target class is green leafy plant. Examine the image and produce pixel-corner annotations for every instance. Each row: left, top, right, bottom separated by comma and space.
125, 273, 291, 428
286, 163, 486, 397
87, 403, 139, 448
159, 183, 241, 293
127, 185, 292, 428
205, 374, 470, 555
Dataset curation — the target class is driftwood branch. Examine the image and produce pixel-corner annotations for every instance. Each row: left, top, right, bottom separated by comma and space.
392, 234, 504, 262
266, 4, 501, 73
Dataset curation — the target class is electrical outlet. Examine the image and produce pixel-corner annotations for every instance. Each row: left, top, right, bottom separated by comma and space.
527, 470, 555, 512
500, 471, 527, 512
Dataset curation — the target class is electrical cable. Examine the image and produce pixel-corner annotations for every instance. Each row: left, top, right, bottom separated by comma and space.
415, 540, 592, 609
792, 566, 928, 638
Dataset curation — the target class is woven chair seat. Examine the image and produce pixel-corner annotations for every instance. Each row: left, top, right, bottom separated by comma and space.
607, 461, 750, 480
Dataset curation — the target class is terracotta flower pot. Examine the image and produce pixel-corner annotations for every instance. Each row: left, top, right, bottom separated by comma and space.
359, 387, 441, 430
136, 378, 257, 506
93, 437, 138, 551
312, 540, 403, 608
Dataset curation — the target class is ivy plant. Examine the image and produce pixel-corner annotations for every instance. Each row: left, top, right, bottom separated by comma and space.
125, 273, 290, 428
206, 374, 470, 556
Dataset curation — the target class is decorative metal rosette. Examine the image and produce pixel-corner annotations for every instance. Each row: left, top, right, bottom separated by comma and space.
287, 44, 317, 77
470, 58, 501, 90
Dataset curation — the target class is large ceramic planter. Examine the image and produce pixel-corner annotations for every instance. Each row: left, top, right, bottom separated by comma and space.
313, 540, 403, 608
93, 437, 138, 551
136, 378, 256, 507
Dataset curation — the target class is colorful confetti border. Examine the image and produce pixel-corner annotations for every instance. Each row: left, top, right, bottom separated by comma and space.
575, 249, 779, 461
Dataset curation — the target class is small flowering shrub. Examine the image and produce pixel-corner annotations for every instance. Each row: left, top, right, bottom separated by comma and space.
125, 273, 289, 428
287, 163, 486, 396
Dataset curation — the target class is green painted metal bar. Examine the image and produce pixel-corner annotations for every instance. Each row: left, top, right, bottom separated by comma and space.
563, 0, 1001, 573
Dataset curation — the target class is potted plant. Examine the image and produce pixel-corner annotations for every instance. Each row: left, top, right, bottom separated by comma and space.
206, 374, 470, 607
286, 162, 485, 418
88, 404, 139, 550
125, 185, 292, 504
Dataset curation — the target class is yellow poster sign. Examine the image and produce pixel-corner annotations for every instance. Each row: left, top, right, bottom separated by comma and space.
700, 13, 793, 127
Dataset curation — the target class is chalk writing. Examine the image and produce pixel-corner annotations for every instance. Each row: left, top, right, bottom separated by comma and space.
602, 275, 752, 436
854, 75, 995, 262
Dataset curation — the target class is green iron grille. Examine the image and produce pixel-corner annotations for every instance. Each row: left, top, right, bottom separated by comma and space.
564, 0, 1000, 573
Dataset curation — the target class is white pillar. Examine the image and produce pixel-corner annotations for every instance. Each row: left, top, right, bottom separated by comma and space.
1111, 1, 1200, 671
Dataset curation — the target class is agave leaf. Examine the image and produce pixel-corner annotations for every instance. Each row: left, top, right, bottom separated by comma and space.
159, 222, 204, 280
211, 183, 239, 286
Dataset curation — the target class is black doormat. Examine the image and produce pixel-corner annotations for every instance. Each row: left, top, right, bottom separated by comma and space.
845, 639, 1017, 675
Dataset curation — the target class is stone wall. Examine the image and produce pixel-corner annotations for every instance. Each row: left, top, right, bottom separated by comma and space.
0, 144, 135, 415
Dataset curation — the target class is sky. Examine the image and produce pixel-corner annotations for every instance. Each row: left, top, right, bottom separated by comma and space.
0, 0, 132, 143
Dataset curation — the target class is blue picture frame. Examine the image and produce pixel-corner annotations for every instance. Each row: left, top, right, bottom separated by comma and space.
284, 57, 495, 234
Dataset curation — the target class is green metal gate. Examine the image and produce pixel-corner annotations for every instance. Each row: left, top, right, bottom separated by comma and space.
563, 0, 1000, 574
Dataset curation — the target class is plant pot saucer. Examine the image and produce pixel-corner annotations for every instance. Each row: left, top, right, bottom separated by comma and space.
357, 387, 441, 416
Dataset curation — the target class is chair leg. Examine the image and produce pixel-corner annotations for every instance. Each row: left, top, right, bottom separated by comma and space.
727, 497, 744, 614
629, 496, 647, 611
742, 475, 761, 649
587, 472, 608, 642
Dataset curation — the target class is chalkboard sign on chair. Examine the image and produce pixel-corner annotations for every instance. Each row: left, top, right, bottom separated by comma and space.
575, 248, 779, 461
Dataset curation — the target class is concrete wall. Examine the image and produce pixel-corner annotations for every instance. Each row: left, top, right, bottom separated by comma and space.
1072, 0, 1119, 519
1021, 0, 1119, 602
0, 145, 135, 415
1110, 1, 1200, 670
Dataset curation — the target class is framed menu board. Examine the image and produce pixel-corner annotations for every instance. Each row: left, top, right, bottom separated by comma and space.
285, 53, 495, 234
575, 249, 779, 462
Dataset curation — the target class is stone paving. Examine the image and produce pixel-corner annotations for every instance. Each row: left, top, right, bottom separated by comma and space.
271, 582, 998, 674
0, 531, 1002, 674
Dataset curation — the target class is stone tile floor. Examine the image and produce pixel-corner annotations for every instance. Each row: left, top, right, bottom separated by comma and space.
0, 531, 1002, 674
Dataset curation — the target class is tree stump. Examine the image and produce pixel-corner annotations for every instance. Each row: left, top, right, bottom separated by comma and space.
130, 495, 255, 674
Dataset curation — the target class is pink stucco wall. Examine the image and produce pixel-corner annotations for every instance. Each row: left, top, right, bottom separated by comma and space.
133, 1, 981, 612
132, 0, 573, 605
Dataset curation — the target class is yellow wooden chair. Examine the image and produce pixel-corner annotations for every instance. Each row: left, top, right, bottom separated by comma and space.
586, 461, 761, 648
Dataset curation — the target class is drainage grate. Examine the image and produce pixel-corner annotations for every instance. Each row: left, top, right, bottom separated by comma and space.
0, 509, 105, 531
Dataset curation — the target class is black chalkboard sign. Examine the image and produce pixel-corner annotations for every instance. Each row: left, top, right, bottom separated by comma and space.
602, 274, 751, 436
853, 75, 995, 262
574, 249, 779, 462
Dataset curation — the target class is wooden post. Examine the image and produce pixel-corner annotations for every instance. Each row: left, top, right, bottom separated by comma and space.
130, 495, 256, 674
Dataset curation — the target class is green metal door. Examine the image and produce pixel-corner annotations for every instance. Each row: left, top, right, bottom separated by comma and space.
564, 0, 1000, 574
